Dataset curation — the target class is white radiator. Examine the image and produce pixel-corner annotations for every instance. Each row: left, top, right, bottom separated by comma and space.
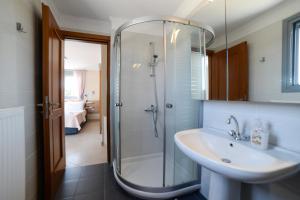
0, 107, 25, 200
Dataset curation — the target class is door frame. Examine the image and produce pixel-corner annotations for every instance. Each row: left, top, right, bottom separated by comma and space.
61, 30, 111, 163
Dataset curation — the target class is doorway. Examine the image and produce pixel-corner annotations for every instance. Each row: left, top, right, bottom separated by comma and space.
63, 39, 108, 167
61, 31, 111, 164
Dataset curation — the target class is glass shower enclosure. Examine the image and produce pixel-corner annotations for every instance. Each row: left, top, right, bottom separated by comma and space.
112, 17, 215, 199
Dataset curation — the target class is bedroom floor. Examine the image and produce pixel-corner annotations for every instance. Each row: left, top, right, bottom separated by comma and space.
65, 120, 107, 168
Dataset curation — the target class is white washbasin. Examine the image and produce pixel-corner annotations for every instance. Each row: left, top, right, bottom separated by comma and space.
175, 129, 300, 184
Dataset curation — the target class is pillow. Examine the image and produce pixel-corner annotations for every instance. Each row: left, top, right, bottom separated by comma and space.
65, 101, 85, 112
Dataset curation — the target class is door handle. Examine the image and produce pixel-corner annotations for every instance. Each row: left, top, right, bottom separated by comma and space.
49, 102, 60, 106
45, 96, 49, 119
36, 103, 44, 114
36, 102, 59, 108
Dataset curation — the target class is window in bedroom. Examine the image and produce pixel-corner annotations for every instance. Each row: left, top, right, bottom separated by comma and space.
282, 13, 300, 92
65, 70, 78, 99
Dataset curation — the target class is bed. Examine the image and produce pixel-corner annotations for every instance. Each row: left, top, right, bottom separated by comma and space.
64, 101, 87, 135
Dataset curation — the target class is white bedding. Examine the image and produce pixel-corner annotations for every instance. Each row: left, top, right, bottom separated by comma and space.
64, 101, 87, 130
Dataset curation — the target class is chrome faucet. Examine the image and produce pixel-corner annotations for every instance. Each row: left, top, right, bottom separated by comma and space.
144, 105, 159, 137
226, 115, 249, 141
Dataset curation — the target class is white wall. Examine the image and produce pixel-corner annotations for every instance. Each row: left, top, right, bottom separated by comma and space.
85, 70, 100, 119
100, 45, 107, 118
201, 101, 300, 200
85, 70, 100, 100
0, 0, 41, 199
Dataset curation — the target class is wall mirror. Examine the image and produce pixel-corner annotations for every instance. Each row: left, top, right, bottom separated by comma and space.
207, 0, 300, 103
188, 0, 226, 101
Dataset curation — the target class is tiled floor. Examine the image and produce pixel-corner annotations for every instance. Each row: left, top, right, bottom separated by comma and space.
65, 120, 107, 168
55, 163, 206, 200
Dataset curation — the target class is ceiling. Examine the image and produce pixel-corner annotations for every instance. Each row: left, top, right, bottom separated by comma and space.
53, 0, 284, 36
52, 0, 182, 20
64, 40, 102, 70
192, 0, 284, 35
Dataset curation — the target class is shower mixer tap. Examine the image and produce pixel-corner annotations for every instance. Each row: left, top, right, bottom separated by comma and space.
144, 105, 158, 113
144, 104, 159, 137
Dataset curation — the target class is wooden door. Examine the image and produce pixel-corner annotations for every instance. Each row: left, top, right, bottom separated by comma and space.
208, 42, 248, 101
42, 4, 65, 199
209, 49, 227, 100
228, 42, 248, 101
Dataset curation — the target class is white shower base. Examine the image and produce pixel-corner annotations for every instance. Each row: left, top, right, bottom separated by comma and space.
121, 153, 164, 187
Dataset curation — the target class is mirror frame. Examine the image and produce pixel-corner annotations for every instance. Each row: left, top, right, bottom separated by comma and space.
282, 12, 300, 93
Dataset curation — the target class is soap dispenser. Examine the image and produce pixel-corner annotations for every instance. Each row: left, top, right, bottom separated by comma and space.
250, 119, 269, 150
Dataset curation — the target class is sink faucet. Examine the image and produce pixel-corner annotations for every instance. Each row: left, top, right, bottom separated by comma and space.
226, 115, 249, 141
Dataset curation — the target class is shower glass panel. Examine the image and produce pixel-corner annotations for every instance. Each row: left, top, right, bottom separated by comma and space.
164, 22, 207, 186
113, 35, 121, 173
112, 17, 214, 199
119, 21, 165, 187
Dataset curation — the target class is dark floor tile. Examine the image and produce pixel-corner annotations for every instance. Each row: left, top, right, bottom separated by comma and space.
80, 164, 105, 179
55, 179, 78, 199
57, 164, 206, 200
103, 164, 119, 190
175, 192, 206, 200
103, 165, 139, 200
104, 188, 138, 200
75, 177, 104, 196
74, 191, 103, 200
63, 167, 82, 181
55, 197, 74, 200
194, 192, 207, 200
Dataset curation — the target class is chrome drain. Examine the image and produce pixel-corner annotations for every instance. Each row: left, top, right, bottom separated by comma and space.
221, 158, 231, 163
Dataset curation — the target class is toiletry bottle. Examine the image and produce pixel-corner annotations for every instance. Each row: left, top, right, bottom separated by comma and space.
251, 119, 269, 150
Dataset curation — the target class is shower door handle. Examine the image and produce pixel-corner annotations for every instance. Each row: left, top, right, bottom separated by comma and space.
115, 102, 123, 107
166, 103, 173, 109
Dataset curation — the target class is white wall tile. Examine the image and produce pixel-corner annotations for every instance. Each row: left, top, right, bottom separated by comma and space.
203, 101, 300, 153
120, 30, 164, 158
